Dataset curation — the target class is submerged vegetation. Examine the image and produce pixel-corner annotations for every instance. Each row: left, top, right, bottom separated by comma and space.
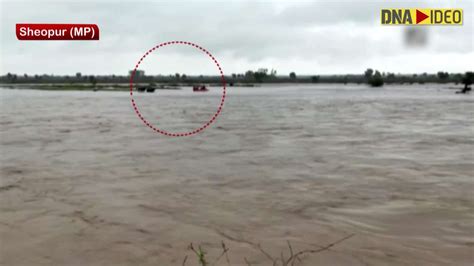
458, 71, 473, 94
183, 234, 354, 266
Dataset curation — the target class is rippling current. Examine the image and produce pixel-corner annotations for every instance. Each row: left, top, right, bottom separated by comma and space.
1, 84, 473, 265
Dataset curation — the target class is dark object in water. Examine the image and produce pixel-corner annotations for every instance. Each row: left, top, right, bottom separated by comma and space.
136, 86, 156, 93
137, 85, 181, 92
457, 72, 473, 94
456, 85, 471, 94
193, 85, 208, 92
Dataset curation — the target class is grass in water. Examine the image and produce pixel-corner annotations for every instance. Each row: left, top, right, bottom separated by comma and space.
183, 234, 354, 266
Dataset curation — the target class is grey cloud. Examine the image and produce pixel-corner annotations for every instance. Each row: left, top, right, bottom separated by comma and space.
1, 0, 472, 75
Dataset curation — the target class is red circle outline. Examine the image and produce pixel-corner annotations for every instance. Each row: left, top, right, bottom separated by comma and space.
129, 41, 226, 137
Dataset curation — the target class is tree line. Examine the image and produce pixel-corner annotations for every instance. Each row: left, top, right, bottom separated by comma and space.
1, 69, 472, 88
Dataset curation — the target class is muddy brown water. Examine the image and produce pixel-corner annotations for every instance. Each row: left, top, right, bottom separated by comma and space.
1, 84, 473, 265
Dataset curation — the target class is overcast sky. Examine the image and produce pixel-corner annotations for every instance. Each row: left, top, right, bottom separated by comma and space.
1, 0, 472, 76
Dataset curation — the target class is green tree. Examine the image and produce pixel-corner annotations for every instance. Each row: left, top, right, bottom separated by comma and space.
6, 73, 13, 83
437, 71, 449, 80
244, 70, 254, 79
462, 72, 474, 85
253, 70, 267, 83
89, 75, 97, 87
364, 68, 374, 79
368, 71, 384, 87
311, 75, 320, 83
460, 71, 473, 93
289, 72, 296, 79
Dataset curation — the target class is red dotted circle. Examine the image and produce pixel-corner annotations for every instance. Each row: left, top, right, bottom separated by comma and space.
129, 41, 226, 137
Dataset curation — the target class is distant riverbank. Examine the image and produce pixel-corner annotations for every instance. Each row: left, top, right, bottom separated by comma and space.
0, 83, 130, 91
0, 83, 259, 91
1, 82, 468, 92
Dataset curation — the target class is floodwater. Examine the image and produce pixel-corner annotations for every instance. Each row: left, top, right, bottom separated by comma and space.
0, 84, 473, 265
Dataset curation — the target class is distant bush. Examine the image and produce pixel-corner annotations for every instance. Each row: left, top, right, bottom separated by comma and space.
289, 72, 296, 80
365, 68, 384, 87
462, 72, 473, 86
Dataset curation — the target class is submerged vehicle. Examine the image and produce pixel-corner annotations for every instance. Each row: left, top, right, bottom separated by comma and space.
136, 84, 182, 92
136, 85, 156, 93
193, 85, 209, 92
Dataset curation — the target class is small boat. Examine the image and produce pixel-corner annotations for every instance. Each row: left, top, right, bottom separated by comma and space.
193, 85, 209, 92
